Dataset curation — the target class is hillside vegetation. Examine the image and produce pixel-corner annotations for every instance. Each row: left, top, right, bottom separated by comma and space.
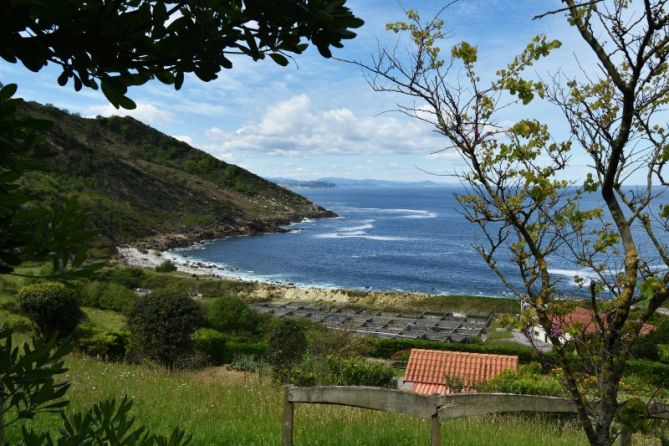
18, 102, 334, 250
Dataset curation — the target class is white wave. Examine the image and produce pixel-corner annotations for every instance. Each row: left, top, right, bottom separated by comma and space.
339, 223, 375, 232
339, 206, 437, 219
314, 232, 411, 241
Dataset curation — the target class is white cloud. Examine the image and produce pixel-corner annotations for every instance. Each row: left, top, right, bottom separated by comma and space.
173, 135, 193, 144
205, 94, 450, 157
86, 101, 175, 125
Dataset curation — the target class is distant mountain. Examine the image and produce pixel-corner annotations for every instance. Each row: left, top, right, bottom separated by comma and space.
270, 177, 453, 188
18, 102, 335, 251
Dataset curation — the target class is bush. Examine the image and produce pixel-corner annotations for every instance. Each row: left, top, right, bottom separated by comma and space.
107, 267, 145, 289
128, 289, 203, 369
224, 340, 268, 363
230, 354, 266, 373
99, 283, 137, 313
191, 328, 227, 365
267, 318, 307, 381
207, 296, 253, 332
76, 324, 128, 360
625, 360, 669, 388
369, 337, 557, 367
155, 260, 177, 273
17, 282, 82, 339
0, 311, 36, 334
477, 363, 566, 396
325, 357, 395, 388
631, 321, 669, 362
81, 281, 105, 306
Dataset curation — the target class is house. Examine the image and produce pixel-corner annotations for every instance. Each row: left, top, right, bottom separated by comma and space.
531, 307, 655, 345
402, 348, 519, 395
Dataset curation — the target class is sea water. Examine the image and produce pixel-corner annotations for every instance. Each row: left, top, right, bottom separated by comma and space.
171, 186, 664, 297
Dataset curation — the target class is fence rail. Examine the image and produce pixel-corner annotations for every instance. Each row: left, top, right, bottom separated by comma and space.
283, 385, 669, 446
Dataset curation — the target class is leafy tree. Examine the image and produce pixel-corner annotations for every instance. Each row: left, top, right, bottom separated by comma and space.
128, 289, 203, 370
359, 2, 668, 445
267, 318, 307, 382
207, 296, 252, 332
0, 0, 363, 108
17, 282, 83, 339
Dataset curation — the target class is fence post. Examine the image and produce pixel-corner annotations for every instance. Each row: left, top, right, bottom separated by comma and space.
282, 386, 294, 446
430, 414, 441, 446
618, 427, 632, 446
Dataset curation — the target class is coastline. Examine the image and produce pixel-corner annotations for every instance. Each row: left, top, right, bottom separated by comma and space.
132, 208, 337, 251
117, 245, 517, 314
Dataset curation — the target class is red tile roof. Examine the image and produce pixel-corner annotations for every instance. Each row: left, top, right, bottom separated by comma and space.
404, 349, 518, 395
551, 307, 655, 335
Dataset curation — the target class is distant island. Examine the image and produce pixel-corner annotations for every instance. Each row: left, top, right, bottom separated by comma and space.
270, 176, 455, 189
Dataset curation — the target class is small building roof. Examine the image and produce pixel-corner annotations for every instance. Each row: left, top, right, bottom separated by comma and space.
551, 307, 655, 336
404, 348, 518, 395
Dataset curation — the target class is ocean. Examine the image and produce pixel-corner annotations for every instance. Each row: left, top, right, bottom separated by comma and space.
170, 186, 662, 298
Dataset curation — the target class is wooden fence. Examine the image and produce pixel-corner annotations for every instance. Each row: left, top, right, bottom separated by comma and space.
282, 385, 669, 446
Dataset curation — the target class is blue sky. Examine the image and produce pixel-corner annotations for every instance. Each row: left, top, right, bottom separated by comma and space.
1, 0, 617, 182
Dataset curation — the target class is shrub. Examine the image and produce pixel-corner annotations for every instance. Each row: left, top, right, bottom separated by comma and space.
230, 354, 266, 373
625, 360, 669, 388
325, 357, 396, 388
155, 260, 177, 273
17, 282, 82, 339
368, 337, 560, 368
128, 289, 203, 369
81, 281, 105, 307
191, 328, 227, 365
477, 363, 566, 396
207, 296, 253, 332
631, 320, 669, 362
0, 311, 36, 334
267, 318, 307, 382
225, 340, 268, 363
107, 267, 145, 289
99, 283, 137, 313
76, 324, 128, 360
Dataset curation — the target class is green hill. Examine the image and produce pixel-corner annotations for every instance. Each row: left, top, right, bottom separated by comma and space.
18, 101, 334, 251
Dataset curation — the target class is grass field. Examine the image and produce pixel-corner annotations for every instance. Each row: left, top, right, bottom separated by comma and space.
5, 355, 591, 446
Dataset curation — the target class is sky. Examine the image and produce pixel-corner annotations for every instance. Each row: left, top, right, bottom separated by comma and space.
0, 0, 633, 182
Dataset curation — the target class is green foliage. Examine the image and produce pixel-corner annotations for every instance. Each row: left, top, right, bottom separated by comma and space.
625, 360, 669, 388
1, 1, 362, 108
0, 329, 71, 441
76, 324, 128, 361
21, 396, 191, 446
207, 296, 253, 332
107, 267, 145, 289
324, 356, 395, 388
191, 328, 227, 366
128, 289, 203, 369
225, 340, 268, 363
17, 282, 83, 339
631, 321, 669, 362
80, 280, 105, 306
0, 311, 36, 334
229, 355, 266, 374
478, 363, 566, 396
99, 283, 137, 314
155, 260, 177, 273
267, 318, 307, 381
369, 337, 545, 364
0, 85, 98, 277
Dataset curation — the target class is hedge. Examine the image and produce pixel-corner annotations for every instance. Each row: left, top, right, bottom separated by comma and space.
370, 338, 534, 361
625, 359, 669, 388
192, 328, 227, 365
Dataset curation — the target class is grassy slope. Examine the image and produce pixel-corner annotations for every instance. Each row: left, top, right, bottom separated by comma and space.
17, 102, 332, 248
6, 356, 588, 446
